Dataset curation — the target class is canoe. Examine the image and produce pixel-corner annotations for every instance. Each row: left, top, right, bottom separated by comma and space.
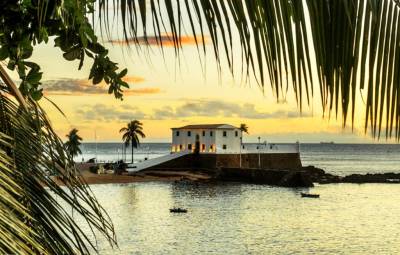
301, 193, 320, 198
169, 208, 188, 213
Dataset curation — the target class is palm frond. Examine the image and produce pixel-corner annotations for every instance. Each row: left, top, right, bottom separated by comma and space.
0, 85, 116, 254
0, 133, 46, 254
99, 0, 400, 140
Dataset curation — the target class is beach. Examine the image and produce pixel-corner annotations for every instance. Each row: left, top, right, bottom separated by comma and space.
71, 163, 212, 185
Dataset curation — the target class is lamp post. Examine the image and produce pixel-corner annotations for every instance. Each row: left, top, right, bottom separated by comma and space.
239, 137, 242, 168
94, 130, 98, 163
258, 136, 261, 169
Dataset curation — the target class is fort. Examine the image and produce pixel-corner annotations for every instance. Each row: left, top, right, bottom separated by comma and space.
127, 124, 310, 187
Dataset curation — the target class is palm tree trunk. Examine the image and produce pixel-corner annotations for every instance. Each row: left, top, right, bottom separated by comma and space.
131, 142, 134, 164
240, 131, 242, 168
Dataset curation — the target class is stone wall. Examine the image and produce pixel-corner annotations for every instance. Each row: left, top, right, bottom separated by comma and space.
147, 153, 302, 171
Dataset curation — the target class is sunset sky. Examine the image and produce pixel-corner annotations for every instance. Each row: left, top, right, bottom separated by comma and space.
6, 7, 392, 144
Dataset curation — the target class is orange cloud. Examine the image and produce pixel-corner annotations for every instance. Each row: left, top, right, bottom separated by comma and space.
108, 34, 209, 47
76, 76, 145, 87
124, 88, 161, 96
42, 78, 160, 96
122, 76, 145, 83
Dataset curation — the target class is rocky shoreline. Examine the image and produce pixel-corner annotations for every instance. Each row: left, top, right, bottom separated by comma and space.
302, 165, 400, 184
203, 166, 400, 187
74, 163, 400, 187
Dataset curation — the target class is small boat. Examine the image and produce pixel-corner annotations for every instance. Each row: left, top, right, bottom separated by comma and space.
301, 193, 320, 198
169, 208, 188, 213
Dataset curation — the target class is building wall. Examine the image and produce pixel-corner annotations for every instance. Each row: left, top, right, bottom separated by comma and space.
171, 128, 242, 153
215, 129, 241, 153
147, 152, 302, 171
215, 153, 302, 170
172, 129, 217, 153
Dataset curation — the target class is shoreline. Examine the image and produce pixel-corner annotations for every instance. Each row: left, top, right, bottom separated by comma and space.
55, 163, 400, 187
51, 163, 213, 186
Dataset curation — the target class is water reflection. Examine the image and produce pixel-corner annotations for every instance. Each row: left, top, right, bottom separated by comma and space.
79, 182, 400, 254
171, 181, 244, 199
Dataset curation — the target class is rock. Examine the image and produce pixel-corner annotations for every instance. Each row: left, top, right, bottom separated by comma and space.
342, 172, 400, 183
278, 171, 314, 187
301, 165, 326, 176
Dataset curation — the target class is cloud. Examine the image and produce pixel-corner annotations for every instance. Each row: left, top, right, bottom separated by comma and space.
42, 77, 160, 96
73, 99, 311, 124
108, 34, 208, 47
150, 99, 312, 120
76, 104, 146, 122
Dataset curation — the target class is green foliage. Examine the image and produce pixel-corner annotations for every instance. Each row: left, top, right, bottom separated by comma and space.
89, 165, 99, 174
0, 86, 116, 254
0, 0, 128, 100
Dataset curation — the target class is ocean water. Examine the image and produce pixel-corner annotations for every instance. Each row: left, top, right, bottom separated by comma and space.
73, 144, 400, 254
80, 143, 400, 176
78, 182, 400, 254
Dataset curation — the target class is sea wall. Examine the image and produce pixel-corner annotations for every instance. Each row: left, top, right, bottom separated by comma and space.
217, 168, 313, 187
147, 153, 302, 171
215, 153, 302, 170
138, 153, 311, 187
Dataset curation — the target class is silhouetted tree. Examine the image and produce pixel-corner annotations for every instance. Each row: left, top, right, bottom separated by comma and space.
120, 120, 146, 163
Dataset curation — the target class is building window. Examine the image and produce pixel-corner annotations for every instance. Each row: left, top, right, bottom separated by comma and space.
235, 131, 238, 137
209, 144, 215, 152
201, 144, 206, 151
188, 144, 192, 150
202, 131, 206, 136
210, 131, 213, 136
222, 144, 227, 150
176, 131, 180, 136
179, 144, 183, 150
223, 131, 227, 137
187, 131, 191, 137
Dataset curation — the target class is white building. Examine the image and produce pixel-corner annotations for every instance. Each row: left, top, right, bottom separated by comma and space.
171, 124, 242, 153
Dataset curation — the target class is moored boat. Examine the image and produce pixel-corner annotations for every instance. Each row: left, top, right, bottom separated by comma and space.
301, 193, 320, 198
169, 208, 188, 213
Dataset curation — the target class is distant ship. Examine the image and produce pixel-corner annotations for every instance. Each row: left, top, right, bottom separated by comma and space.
320, 141, 334, 144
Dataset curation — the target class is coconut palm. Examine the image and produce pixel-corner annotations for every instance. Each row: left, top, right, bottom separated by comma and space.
120, 120, 146, 164
1, 0, 400, 253
65, 128, 83, 160
240, 124, 249, 135
239, 123, 248, 168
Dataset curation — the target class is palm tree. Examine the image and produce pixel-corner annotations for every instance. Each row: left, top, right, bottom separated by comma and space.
120, 120, 146, 164
239, 123, 249, 148
65, 128, 83, 161
240, 124, 249, 135
2, 0, 400, 253
239, 123, 249, 168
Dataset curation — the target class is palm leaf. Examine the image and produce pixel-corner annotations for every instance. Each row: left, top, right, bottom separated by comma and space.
99, 0, 400, 140
0, 84, 116, 254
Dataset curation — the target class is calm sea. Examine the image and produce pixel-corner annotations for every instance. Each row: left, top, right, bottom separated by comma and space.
80, 143, 400, 176
75, 143, 400, 254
